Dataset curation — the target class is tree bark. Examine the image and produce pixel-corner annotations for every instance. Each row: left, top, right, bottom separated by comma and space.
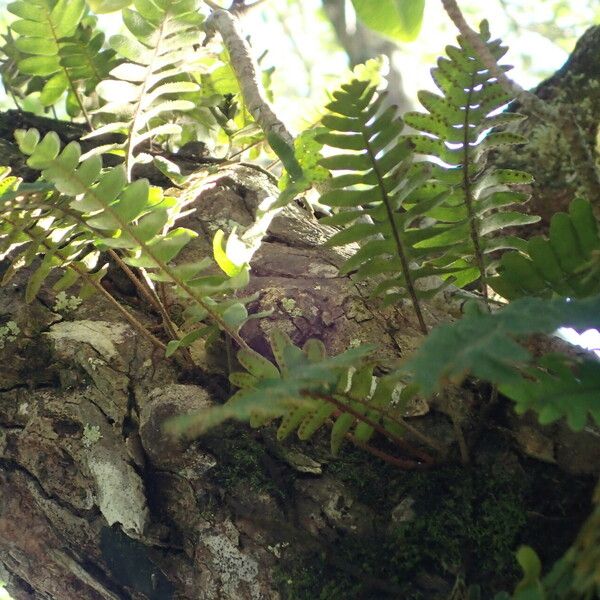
496, 25, 600, 228
1, 32, 600, 599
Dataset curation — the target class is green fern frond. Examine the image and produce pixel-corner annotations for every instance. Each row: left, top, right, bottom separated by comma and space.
316, 74, 451, 333
57, 18, 118, 117
402, 295, 600, 427
501, 354, 600, 431
7, 0, 97, 121
0, 28, 33, 106
10, 128, 251, 344
0, 209, 106, 302
491, 198, 600, 300
0, 166, 107, 300
167, 329, 404, 454
404, 21, 539, 297
88, 0, 206, 179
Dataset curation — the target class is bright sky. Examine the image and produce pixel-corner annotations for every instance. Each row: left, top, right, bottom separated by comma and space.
240, 0, 599, 126
1, 0, 598, 123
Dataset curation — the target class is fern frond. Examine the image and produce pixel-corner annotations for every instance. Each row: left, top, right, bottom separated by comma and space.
0, 166, 109, 299
57, 18, 118, 117
11, 128, 251, 346
491, 198, 600, 300
404, 21, 539, 298
501, 354, 600, 431
167, 329, 431, 459
88, 0, 206, 179
7, 0, 97, 122
0, 208, 106, 301
316, 75, 450, 333
402, 295, 600, 427
0, 28, 32, 106
168, 330, 373, 439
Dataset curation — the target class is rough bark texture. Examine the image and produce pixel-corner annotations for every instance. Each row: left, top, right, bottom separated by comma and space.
496, 25, 600, 229
1, 33, 600, 600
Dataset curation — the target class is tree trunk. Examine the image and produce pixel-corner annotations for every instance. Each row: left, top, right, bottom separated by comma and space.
496, 25, 600, 228
1, 33, 600, 599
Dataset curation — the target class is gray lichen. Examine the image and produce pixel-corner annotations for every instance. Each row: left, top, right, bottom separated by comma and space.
87, 446, 149, 536
204, 531, 262, 600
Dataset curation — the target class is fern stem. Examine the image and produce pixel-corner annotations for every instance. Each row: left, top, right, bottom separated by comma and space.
107, 249, 193, 363
340, 391, 444, 452
45, 13, 92, 130
363, 131, 428, 333
461, 76, 489, 307
124, 9, 169, 181
9, 90, 22, 112
71, 264, 167, 351
67, 80, 93, 131
346, 434, 428, 470
1, 215, 166, 351
440, 0, 600, 202
47, 166, 252, 352
116, 232, 251, 351
108, 249, 163, 310
304, 390, 434, 464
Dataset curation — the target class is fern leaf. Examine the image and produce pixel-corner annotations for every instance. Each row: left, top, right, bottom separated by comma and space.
404, 21, 538, 298
179, 331, 408, 455
57, 19, 118, 116
491, 198, 600, 300
0, 168, 107, 299
12, 129, 251, 343
165, 332, 374, 439
6, 0, 109, 121
501, 354, 600, 431
89, 0, 205, 179
402, 295, 600, 427
0, 28, 35, 106
316, 74, 448, 333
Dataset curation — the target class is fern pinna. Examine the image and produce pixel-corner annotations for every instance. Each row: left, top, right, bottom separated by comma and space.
316, 74, 446, 334
86, 0, 206, 179
403, 295, 600, 430
404, 21, 539, 302
0, 166, 106, 302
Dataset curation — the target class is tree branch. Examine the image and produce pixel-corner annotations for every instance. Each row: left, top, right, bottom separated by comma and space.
440, 0, 600, 202
205, 9, 294, 145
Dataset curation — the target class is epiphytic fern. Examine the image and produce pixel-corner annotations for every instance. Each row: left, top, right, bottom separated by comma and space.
403, 21, 538, 301
402, 295, 600, 428
6, 0, 104, 123
491, 198, 600, 300
87, 0, 208, 179
9, 128, 251, 346
0, 166, 105, 301
168, 329, 432, 465
0, 28, 34, 109
316, 73, 450, 334
55, 17, 118, 118
502, 354, 600, 432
